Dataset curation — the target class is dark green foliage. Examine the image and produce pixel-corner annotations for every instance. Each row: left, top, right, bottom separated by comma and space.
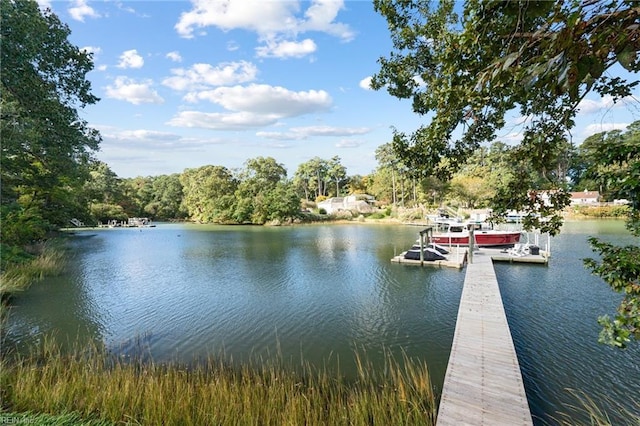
1, 0, 100, 251
584, 239, 640, 348
583, 123, 640, 348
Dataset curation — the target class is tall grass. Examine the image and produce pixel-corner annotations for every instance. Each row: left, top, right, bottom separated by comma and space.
0, 243, 65, 296
551, 389, 640, 426
0, 243, 66, 325
1, 338, 438, 425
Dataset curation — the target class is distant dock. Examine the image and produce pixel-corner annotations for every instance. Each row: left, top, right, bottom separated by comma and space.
436, 250, 533, 425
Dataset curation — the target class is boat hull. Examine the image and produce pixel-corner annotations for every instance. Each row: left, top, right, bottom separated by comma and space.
431, 231, 521, 247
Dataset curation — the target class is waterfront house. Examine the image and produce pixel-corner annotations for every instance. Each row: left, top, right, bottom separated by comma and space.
317, 194, 376, 214
570, 190, 600, 206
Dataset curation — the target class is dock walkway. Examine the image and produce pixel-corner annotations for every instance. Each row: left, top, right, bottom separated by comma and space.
437, 250, 532, 425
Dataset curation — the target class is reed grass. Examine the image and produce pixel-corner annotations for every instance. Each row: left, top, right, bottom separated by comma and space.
0, 243, 66, 296
1, 338, 438, 425
551, 388, 640, 426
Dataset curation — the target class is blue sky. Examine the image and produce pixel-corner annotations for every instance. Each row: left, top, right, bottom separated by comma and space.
39, 0, 639, 178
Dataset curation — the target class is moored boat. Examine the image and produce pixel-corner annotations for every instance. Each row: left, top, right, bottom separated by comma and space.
430, 222, 521, 247
403, 247, 447, 261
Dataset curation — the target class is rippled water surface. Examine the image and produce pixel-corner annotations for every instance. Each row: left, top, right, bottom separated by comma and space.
6, 224, 464, 388
6, 221, 639, 424
496, 220, 640, 424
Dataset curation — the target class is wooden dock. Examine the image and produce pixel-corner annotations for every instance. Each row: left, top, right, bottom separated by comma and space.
486, 248, 549, 264
437, 250, 532, 425
390, 246, 467, 269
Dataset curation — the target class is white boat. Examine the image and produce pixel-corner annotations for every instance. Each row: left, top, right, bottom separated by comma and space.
429, 221, 522, 247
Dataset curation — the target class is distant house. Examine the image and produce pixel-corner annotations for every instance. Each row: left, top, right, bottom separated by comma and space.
570, 190, 600, 205
317, 194, 376, 214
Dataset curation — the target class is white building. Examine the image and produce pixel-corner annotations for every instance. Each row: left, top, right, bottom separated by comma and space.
317, 194, 376, 214
570, 190, 600, 205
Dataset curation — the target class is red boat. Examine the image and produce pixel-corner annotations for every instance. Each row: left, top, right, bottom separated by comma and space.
429, 222, 521, 247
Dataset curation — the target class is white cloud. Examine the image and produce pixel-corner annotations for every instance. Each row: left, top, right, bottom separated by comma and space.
68, 0, 100, 22
359, 76, 372, 90
257, 125, 370, 140
496, 131, 524, 145
175, 0, 353, 58
256, 38, 317, 59
335, 139, 364, 148
578, 95, 616, 114
167, 111, 281, 130
255, 131, 299, 141
582, 122, 630, 137
162, 61, 257, 91
290, 125, 369, 137
115, 130, 181, 141
577, 94, 635, 114
36, 0, 52, 11
81, 46, 102, 55
301, 0, 354, 41
175, 0, 297, 38
166, 85, 333, 131
117, 49, 144, 69
166, 51, 183, 63
116, 2, 136, 15
105, 77, 164, 105
98, 126, 223, 153
186, 84, 332, 117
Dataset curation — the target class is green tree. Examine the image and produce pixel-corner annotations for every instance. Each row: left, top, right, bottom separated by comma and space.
84, 162, 123, 204
122, 176, 154, 217
573, 129, 631, 199
83, 161, 127, 224
147, 174, 186, 219
583, 122, 639, 348
233, 157, 299, 224
375, 143, 401, 204
1, 0, 101, 249
327, 156, 347, 197
293, 162, 314, 201
180, 165, 237, 223
345, 174, 370, 195
371, 0, 638, 234
448, 175, 493, 209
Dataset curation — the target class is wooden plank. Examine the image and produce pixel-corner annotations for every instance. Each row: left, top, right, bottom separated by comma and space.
437, 250, 532, 426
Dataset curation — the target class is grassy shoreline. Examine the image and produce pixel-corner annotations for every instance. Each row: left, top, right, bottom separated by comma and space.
1, 340, 437, 425
0, 242, 66, 306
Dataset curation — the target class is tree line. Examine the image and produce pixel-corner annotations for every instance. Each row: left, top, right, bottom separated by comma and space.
52, 122, 636, 230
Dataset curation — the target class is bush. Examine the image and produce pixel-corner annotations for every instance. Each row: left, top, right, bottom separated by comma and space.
367, 211, 388, 219
573, 205, 630, 218
333, 210, 353, 220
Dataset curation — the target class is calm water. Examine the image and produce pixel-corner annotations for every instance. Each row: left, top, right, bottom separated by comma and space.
5, 221, 640, 424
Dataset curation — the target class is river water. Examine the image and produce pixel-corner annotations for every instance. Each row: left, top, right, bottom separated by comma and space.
4, 220, 639, 424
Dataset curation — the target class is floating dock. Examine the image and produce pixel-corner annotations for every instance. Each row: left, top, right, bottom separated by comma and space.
488, 250, 549, 264
390, 246, 467, 269
436, 250, 533, 425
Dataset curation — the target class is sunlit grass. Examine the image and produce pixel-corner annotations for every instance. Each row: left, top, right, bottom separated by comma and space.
1, 338, 438, 425
0, 244, 65, 295
551, 388, 640, 426
1, 244, 66, 325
